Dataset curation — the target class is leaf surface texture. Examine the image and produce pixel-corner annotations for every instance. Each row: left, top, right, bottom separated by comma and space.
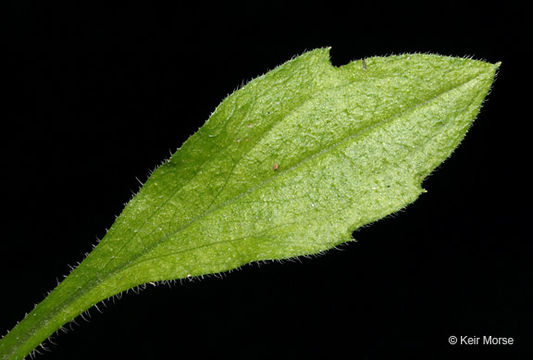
0, 48, 498, 359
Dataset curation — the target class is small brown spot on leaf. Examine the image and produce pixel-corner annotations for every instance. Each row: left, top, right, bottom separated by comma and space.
273, 163, 279, 171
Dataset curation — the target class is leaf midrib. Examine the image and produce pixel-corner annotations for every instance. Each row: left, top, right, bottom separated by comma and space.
29, 71, 484, 341
114, 70, 485, 274
115, 75, 480, 270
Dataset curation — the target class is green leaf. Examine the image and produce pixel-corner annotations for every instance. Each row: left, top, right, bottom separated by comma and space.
0, 48, 498, 359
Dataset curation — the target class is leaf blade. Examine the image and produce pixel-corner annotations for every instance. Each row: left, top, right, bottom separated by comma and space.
0, 48, 498, 359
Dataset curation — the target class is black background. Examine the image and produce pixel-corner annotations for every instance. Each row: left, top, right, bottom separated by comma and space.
3, 1, 531, 359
